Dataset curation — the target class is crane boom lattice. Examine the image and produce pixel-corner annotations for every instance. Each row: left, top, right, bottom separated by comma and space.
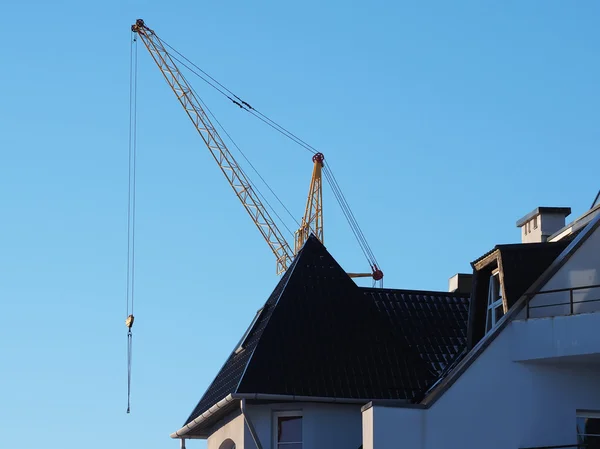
132, 19, 292, 274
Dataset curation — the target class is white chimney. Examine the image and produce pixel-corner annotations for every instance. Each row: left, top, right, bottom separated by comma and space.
449, 273, 473, 294
516, 207, 571, 243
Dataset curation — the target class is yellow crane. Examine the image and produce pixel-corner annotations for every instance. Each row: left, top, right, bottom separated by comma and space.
125, 20, 382, 412
131, 19, 380, 280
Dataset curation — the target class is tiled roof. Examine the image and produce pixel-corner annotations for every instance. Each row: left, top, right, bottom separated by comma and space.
363, 288, 469, 376
183, 236, 470, 427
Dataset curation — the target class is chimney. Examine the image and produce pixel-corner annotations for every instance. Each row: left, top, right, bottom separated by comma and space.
449, 273, 473, 294
516, 207, 571, 243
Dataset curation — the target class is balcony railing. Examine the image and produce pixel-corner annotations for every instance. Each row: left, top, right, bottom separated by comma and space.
520, 445, 586, 449
526, 284, 600, 319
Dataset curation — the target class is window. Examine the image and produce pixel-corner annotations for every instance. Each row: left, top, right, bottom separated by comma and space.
485, 271, 504, 332
578, 411, 600, 448
218, 439, 236, 449
273, 411, 302, 449
234, 307, 264, 354
533, 216, 538, 230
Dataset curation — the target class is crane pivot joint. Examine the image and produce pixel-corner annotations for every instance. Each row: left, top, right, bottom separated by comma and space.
312, 152, 325, 166
131, 19, 146, 33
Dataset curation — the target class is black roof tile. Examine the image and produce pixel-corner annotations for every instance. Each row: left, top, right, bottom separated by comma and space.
184, 236, 470, 426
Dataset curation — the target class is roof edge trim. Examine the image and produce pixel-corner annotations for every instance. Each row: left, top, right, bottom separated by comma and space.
232, 392, 402, 404
171, 394, 238, 439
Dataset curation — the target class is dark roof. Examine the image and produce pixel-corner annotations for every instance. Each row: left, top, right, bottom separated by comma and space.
468, 241, 570, 347
592, 190, 600, 210
183, 236, 470, 427
362, 288, 469, 376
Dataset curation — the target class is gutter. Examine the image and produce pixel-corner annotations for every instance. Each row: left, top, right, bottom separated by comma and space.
171, 393, 412, 438
170, 394, 237, 439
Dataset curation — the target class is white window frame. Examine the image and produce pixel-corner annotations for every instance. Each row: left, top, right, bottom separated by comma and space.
273, 410, 303, 449
486, 270, 504, 332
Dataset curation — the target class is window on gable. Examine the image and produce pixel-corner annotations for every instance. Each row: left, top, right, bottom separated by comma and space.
485, 270, 504, 332
577, 411, 600, 448
273, 411, 302, 449
218, 439, 236, 449
234, 307, 264, 354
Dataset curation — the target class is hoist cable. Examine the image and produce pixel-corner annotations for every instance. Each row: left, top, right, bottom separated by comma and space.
199, 95, 297, 236
323, 168, 370, 263
324, 168, 375, 266
325, 165, 379, 266
158, 37, 317, 155
178, 69, 299, 235
125, 32, 138, 415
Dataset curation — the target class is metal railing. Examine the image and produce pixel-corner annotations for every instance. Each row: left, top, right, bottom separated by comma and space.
520, 444, 586, 449
526, 283, 600, 319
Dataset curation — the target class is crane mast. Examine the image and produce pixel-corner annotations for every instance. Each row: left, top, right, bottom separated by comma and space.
295, 153, 324, 254
132, 19, 292, 274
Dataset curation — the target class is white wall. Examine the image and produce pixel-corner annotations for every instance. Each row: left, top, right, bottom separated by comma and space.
366, 224, 600, 449
207, 412, 245, 449
529, 222, 600, 318
244, 402, 362, 449
367, 321, 600, 449
512, 312, 600, 361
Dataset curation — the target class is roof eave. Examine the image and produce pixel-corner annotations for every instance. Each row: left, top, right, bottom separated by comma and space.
171, 392, 395, 439
170, 394, 238, 439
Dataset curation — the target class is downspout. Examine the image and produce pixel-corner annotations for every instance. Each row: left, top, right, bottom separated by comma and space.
241, 398, 264, 449
180, 439, 186, 449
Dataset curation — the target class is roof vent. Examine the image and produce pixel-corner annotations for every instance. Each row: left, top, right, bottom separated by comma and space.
449, 273, 473, 294
516, 207, 571, 243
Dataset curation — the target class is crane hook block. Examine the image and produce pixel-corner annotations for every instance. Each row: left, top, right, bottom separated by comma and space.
126, 314, 135, 329
312, 152, 325, 166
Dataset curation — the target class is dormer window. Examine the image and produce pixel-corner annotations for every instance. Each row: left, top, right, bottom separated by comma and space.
486, 270, 504, 332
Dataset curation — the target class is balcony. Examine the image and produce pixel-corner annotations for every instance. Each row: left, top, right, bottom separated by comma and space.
520, 445, 587, 449
526, 284, 600, 319
512, 284, 600, 363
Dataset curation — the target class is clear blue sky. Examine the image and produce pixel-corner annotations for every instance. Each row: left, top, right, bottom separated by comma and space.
1, 1, 598, 448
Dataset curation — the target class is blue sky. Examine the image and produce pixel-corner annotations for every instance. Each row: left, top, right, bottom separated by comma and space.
1, 1, 598, 448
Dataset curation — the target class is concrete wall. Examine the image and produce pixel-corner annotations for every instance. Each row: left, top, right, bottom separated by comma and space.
243, 402, 362, 449
207, 411, 245, 449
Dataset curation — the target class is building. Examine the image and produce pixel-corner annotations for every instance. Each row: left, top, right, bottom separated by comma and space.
172, 197, 600, 449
